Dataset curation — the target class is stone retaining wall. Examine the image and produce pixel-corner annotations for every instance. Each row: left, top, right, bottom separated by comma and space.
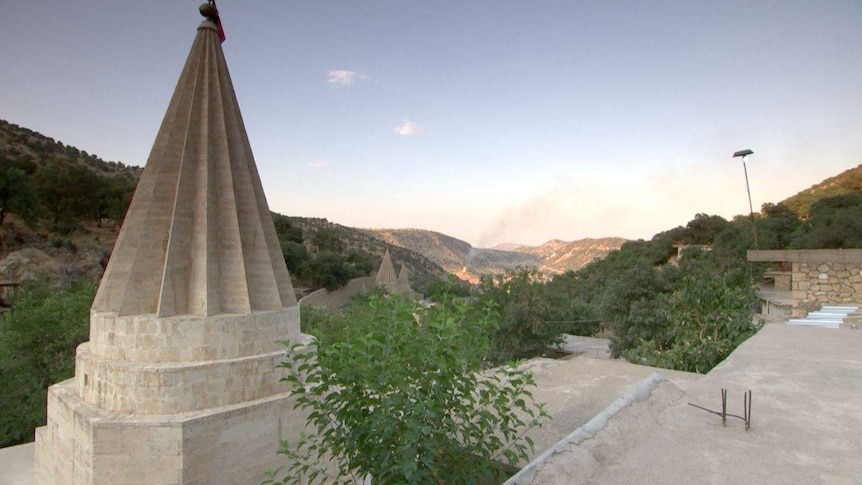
792, 261, 862, 317
748, 249, 862, 318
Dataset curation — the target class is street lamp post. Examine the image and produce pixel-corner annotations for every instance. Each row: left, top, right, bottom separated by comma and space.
732, 149, 758, 249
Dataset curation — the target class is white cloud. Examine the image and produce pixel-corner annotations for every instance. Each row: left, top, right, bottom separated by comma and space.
394, 119, 422, 136
327, 69, 367, 86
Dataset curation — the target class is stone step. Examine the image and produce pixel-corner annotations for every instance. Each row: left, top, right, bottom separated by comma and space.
805, 312, 849, 321
788, 319, 841, 328
787, 305, 860, 330
805, 311, 849, 320
820, 306, 858, 314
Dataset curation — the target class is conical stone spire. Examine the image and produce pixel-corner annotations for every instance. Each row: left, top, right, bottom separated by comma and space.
36, 7, 309, 483
35, 8, 314, 485
73, 5, 301, 415
93, 10, 295, 318
397, 264, 411, 289
375, 248, 398, 290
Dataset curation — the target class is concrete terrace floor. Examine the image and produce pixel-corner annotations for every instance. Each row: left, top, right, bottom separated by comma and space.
0, 441, 34, 485
512, 324, 862, 484
516, 352, 702, 460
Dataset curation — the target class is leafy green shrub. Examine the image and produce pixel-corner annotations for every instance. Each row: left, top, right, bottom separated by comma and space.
426, 275, 473, 302
0, 280, 95, 447
620, 252, 761, 373
280, 240, 308, 276
300, 251, 359, 291
267, 295, 547, 484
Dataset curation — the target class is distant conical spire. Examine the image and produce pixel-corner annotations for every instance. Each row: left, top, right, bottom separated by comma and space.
375, 249, 398, 290
93, 9, 295, 317
397, 264, 411, 289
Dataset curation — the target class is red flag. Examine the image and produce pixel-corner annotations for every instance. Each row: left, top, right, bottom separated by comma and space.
216, 17, 226, 43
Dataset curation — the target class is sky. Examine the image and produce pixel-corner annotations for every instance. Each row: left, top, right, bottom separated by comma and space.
2, 1, 861, 247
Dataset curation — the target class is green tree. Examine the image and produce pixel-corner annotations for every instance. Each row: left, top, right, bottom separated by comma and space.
621, 252, 760, 373
0, 280, 96, 447
682, 213, 728, 245
311, 227, 345, 253
426, 275, 473, 302
32, 159, 101, 231
280, 241, 308, 276
758, 203, 800, 249
0, 165, 37, 225
475, 268, 563, 364
95, 173, 137, 227
272, 214, 304, 244
601, 262, 680, 358
791, 194, 862, 249
544, 273, 600, 336
712, 216, 758, 260
267, 295, 547, 484
300, 251, 357, 291
345, 250, 374, 277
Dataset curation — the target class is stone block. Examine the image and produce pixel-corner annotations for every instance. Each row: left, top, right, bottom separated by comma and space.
88, 308, 299, 363
35, 376, 311, 484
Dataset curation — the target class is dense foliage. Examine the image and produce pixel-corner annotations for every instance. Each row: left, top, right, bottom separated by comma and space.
618, 249, 759, 372
549, 202, 862, 372
475, 269, 557, 363
0, 280, 96, 447
268, 293, 547, 484
272, 214, 375, 291
0, 119, 139, 233
779, 163, 862, 218
0, 164, 37, 225
790, 193, 862, 249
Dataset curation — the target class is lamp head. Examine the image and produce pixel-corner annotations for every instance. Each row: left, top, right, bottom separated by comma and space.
733, 149, 754, 158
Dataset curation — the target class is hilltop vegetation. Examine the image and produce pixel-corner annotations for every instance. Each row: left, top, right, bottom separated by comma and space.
779, 163, 862, 218
272, 215, 448, 294
0, 119, 140, 232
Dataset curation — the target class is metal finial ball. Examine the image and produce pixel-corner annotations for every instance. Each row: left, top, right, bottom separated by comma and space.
200, 3, 219, 18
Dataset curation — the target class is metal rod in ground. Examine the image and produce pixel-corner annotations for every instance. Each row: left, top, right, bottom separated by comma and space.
721, 389, 727, 426
744, 390, 752, 431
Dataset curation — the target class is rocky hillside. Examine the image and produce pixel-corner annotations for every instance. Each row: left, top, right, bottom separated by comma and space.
0, 119, 141, 177
507, 238, 630, 274
285, 218, 449, 291
0, 119, 142, 293
364, 228, 626, 279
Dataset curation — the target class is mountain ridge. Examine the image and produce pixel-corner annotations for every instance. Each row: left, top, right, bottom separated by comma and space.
362, 228, 627, 280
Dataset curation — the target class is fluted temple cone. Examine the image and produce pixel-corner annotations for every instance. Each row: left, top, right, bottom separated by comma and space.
93, 17, 296, 318
375, 248, 398, 288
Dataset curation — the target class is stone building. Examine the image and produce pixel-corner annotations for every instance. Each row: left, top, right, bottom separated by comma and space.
374, 249, 415, 296
748, 249, 862, 317
374, 249, 399, 290
34, 5, 310, 483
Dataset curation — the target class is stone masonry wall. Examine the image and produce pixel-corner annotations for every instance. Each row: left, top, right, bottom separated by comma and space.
35, 354, 311, 484
791, 261, 862, 317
